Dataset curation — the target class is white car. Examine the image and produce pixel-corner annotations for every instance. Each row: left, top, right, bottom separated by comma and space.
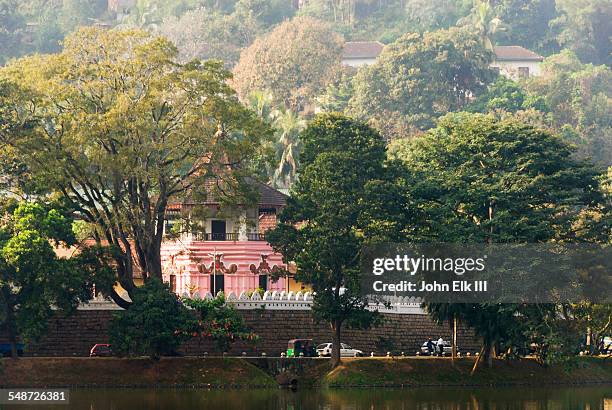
316, 343, 364, 357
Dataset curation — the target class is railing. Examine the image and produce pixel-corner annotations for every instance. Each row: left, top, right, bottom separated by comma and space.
192, 232, 239, 241
177, 232, 267, 242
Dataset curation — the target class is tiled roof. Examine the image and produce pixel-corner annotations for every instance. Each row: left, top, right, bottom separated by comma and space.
168, 178, 287, 210
342, 41, 385, 59
494, 46, 544, 62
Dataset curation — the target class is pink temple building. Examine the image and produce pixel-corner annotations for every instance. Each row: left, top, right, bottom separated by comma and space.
161, 181, 296, 297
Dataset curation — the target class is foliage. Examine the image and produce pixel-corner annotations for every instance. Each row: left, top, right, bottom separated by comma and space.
551, 0, 611, 66
525, 50, 612, 167
391, 113, 604, 369
458, 0, 503, 51
109, 280, 195, 359
316, 68, 355, 113
183, 295, 259, 353
270, 108, 305, 189
348, 28, 495, 138
0, 201, 114, 357
492, 0, 559, 54
232, 16, 343, 110
157, 8, 261, 66
267, 113, 402, 366
390, 113, 601, 242
0, 28, 270, 305
467, 76, 549, 113
0, 0, 26, 65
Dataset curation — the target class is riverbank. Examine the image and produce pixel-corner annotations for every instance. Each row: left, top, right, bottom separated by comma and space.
1, 357, 610, 388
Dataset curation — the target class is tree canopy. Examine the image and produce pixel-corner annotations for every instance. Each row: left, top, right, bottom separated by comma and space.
232, 16, 343, 110
0, 201, 114, 357
348, 28, 495, 138
0, 28, 270, 305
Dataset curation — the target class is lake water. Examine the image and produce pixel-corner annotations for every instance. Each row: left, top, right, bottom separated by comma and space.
7, 386, 612, 409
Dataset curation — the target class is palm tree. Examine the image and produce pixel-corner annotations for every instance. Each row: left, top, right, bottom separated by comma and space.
247, 90, 274, 120
271, 108, 305, 189
459, 0, 504, 51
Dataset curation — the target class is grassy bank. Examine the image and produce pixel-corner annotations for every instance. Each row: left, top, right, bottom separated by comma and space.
323, 357, 612, 387
1, 356, 610, 388
0, 357, 276, 388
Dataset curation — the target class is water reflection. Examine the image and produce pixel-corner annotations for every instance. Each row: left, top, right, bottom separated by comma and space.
8, 386, 612, 410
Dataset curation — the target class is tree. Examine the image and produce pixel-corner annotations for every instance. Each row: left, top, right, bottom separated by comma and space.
390, 113, 603, 370
492, 0, 559, 54
183, 294, 259, 353
467, 76, 548, 114
0, 28, 270, 306
0, 201, 114, 357
552, 0, 611, 66
270, 108, 304, 189
232, 16, 343, 110
524, 50, 612, 167
109, 279, 195, 359
267, 113, 395, 367
348, 27, 495, 138
157, 8, 261, 66
458, 0, 503, 51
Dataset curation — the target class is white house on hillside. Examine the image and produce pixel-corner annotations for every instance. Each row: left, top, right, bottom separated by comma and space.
341, 41, 385, 68
492, 46, 544, 80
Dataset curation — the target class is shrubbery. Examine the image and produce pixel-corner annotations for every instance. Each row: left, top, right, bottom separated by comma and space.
109, 280, 195, 360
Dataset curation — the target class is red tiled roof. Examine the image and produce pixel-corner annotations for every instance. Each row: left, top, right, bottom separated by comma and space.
342, 41, 384, 59
494, 46, 544, 62
168, 178, 287, 211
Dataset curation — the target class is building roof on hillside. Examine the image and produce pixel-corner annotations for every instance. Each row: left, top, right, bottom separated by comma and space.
494, 46, 544, 62
342, 41, 385, 59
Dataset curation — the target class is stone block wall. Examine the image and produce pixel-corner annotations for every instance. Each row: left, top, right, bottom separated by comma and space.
2, 309, 479, 357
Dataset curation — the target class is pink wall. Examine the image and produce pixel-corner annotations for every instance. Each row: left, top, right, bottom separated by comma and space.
161, 240, 288, 297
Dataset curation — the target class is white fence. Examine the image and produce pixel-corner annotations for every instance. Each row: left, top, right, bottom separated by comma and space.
78, 291, 426, 315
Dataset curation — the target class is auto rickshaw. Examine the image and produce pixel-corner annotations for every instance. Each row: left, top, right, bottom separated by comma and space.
286, 339, 316, 357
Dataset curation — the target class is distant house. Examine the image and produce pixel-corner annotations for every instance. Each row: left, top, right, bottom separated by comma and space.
491, 46, 544, 80
341, 41, 385, 68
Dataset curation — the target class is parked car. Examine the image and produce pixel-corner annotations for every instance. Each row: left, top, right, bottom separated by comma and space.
286, 339, 317, 357
420, 340, 455, 356
0, 343, 24, 357
316, 343, 364, 357
89, 344, 112, 357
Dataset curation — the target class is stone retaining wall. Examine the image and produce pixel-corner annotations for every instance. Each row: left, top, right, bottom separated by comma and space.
3, 309, 479, 357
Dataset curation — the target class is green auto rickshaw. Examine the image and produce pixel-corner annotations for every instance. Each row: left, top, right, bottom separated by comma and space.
286, 339, 316, 358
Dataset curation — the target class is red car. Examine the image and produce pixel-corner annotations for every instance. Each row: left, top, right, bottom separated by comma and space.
89, 344, 112, 357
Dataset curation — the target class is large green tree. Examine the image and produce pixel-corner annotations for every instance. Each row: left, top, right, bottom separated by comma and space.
349, 27, 495, 138
0, 28, 269, 306
0, 201, 114, 357
267, 113, 402, 367
391, 113, 604, 369
232, 16, 343, 110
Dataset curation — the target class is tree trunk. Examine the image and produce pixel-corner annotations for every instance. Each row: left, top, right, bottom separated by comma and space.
331, 320, 342, 368
487, 344, 496, 368
471, 344, 486, 375
452, 314, 458, 362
